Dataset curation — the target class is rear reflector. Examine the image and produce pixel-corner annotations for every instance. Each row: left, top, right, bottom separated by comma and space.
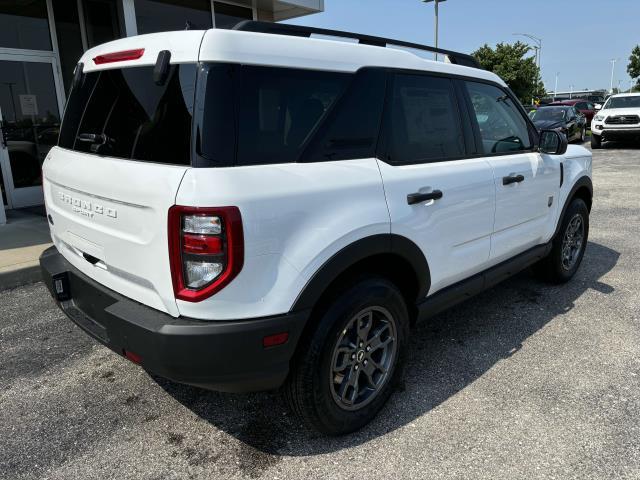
124, 350, 142, 364
94, 48, 145, 65
263, 332, 289, 348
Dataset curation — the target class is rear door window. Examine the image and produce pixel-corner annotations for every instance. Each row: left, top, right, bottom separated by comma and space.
59, 64, 196, 165
382, 73, 465, 164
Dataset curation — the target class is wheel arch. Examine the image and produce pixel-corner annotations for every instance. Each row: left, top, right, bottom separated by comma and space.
554, 175, 593, 238
290, 234, 430, 317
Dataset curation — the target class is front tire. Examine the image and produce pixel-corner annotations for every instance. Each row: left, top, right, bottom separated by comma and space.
591, 133, 602, 149
580, 127, 586, 143
534, 198, 589, 283
283, 277, 409, 435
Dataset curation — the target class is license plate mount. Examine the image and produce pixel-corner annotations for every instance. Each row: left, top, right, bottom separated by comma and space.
52, 272, 72, 302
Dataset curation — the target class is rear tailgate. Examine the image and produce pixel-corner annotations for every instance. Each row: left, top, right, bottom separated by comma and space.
44, 150, 187, 315
43, 32, 205, 316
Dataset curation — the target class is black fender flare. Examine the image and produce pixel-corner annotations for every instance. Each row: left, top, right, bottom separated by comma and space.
290, 234, 430, 312
553, 175, 593, 238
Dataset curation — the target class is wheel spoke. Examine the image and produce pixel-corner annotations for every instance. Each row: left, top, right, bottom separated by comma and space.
369, 326, 393, 352
333, 352, 354, 372
357, 311, 373, 342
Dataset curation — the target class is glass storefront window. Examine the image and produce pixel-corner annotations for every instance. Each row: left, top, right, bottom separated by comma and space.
0, 0, 52, 51
0, 60, 61, 190
83, 0, 122, 48
214, 2, 253, 29
51, 0, 85, 93
135, 0, 212, 34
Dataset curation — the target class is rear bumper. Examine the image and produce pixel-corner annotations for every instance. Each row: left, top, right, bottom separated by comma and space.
39, 246, 308, 393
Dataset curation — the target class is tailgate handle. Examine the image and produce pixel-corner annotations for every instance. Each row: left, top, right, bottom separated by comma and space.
83, 252, 106, 269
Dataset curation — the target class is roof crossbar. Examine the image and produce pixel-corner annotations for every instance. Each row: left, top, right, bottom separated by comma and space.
232, 20, 481, 70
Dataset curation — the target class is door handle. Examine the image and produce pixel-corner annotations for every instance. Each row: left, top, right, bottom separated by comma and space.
502, 174, 525, 186
407, 189, 443, 205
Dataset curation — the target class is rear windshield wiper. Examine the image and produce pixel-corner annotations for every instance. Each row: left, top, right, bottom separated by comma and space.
77, 133, 114, 145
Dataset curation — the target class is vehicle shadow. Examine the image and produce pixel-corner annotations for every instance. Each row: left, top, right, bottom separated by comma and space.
154, 241, 619, 461
601, 140, 640, 150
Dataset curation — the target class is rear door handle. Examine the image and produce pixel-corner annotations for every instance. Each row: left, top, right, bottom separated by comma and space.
502, 174, 525, 186
407, 189, 443, 205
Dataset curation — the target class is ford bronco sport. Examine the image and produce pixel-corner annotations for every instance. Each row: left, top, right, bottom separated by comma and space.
40, 22, 593, 435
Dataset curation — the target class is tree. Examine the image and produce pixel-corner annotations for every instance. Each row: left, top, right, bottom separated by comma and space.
627, 45, 640, 91
472, 41, 545, 104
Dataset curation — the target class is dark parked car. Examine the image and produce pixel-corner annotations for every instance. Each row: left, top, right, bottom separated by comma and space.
550, 99, 597, 127
529, 105, 587, 143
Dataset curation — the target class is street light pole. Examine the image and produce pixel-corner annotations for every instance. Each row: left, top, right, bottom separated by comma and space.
609, 58, 619, 93
554, 72, 559, 100
422, 0, 447, 61
513, 33, 542, 100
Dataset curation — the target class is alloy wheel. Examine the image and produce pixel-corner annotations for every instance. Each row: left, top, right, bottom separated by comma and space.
561, 213, 585, 270
329, 306, 397, 411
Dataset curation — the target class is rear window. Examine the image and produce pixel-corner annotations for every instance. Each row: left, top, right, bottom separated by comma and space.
59, 64, 196, 165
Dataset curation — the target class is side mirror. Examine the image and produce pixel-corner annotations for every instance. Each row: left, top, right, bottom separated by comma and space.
539, 129, 568, 155
594, 104, 602, 111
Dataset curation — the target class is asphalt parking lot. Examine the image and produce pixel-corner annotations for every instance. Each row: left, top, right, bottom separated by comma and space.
1, 139, 639, 480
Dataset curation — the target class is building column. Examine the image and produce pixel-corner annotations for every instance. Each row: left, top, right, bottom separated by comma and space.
121, 0, 138, 36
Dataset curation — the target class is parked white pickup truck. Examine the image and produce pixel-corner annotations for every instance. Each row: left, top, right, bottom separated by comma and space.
591, 93, 640, 148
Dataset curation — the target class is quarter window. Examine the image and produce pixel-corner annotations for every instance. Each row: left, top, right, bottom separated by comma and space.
384, 74, 465, 164
236, 67, 349, 165
465, 82, 532, 154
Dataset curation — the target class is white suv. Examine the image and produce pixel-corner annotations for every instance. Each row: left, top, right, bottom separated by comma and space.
40, 22, 593, 435
591, 93, 640, 148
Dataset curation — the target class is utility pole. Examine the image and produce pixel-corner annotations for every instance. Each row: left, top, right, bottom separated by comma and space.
609, 58, 619, 93
513, 33, 542, 101
554, 72, 559, 100
422, 0, 447, 61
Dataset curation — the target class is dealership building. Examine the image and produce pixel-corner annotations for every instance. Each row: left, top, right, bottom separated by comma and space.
0, 0, 323, 224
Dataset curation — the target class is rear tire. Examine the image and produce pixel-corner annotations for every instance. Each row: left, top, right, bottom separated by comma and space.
591, 133, 602, 149
283, 277, 409, 435
580, 127, 586, 143
534, 198, 589, 283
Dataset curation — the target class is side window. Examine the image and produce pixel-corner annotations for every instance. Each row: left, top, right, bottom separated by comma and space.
575, 102, 586, 110
384, 73, 464, 164
465, 81, 532, 154
302, 69, 386, 162
236, 66, 350, 166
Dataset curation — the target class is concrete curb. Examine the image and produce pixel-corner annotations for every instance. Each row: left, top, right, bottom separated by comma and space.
0, 265, 43, 291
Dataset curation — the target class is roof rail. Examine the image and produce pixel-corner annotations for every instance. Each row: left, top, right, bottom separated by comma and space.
232, 21, 481, 70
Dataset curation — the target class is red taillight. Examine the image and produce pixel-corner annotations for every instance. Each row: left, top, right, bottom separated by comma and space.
168, 206, 244, 302
182, 234, 223, 255
93, 48, 145, 65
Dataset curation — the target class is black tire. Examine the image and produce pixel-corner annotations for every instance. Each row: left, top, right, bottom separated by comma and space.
283, 277, 409, 435
534, 198, 589, 283
580, 127, 586, 143
591, 133, 602, 149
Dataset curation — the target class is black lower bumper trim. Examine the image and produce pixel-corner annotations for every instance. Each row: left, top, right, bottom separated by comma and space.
40, 246, 309, 393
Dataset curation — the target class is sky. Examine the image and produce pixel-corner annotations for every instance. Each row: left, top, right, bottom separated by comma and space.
286, 0, 640, 93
